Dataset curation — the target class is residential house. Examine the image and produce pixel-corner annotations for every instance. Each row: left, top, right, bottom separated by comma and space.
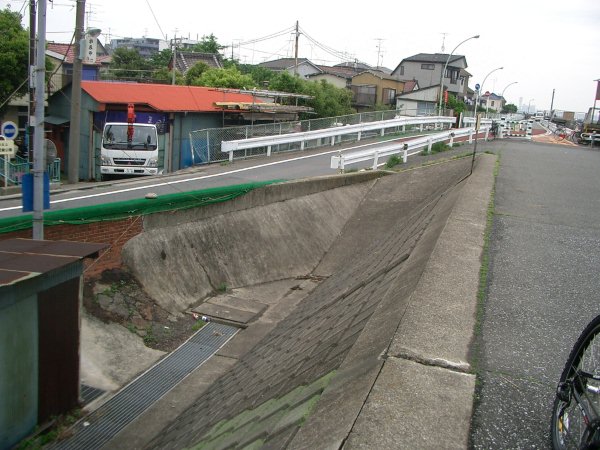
395, 85, 440, 116
257, 58, 322, 79
350, 71, 406, 111
171, 51, 224, 75
391, 53, 471, 102
46, 41, 111, 94
46, 81, 311, 180
306, 65, 359, 89
478, 92, 504, 112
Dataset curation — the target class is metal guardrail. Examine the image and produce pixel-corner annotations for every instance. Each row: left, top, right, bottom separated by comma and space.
330, 126, 490, 172
221, 116, 457, 162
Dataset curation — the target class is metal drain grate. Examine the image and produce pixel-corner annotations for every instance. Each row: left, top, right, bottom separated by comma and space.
80, 384, 105, 406
49, 322, 237, 450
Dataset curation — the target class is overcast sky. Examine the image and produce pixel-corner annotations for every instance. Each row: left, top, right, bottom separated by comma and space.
3, 0, 599, 113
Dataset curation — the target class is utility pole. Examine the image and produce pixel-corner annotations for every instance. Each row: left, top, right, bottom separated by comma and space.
171, 34, 177, 85
294, 20, 299, 76
550, 88, 555, 114
67, 0, 85, 184
375, 38, 384, 69
32, 0, 46, 239
28, 0, 36, 163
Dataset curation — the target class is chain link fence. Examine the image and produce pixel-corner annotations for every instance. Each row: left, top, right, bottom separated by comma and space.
189, 109, 445, 165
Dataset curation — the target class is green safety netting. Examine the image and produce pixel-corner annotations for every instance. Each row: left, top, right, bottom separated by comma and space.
0, 180, 282, 234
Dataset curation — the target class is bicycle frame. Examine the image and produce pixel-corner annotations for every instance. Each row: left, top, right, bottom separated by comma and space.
558, 370, 600, 446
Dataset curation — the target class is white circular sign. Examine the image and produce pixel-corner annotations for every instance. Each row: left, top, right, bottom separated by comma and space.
1, 121, 18, 139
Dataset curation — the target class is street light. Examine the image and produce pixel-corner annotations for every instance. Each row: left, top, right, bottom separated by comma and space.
474, 66, 503, 117
486, 79, 516, 116
500, 81, 518, 110
437, 34, 480, 116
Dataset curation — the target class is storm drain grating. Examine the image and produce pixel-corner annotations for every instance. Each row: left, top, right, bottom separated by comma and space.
49, 322, 238, 450
80, 384, 105, 406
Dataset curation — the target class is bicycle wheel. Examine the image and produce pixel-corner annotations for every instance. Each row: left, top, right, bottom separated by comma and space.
551, 314, 600, 449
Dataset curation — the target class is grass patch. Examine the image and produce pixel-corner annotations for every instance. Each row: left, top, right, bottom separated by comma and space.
191, 319, 207, 332
143, 326, 157, 346
385, 154, 403, 169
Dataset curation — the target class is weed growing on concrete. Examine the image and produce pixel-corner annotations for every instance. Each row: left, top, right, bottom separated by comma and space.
16, 409, 81, 448
143, 326, 157, 346
217, 282, 228, 293
385, 154, 403, 169
191, 320, 207, 332
472, 154, 500, 372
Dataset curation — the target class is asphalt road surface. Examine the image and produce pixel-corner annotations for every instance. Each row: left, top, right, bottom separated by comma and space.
470, 140, 600, 448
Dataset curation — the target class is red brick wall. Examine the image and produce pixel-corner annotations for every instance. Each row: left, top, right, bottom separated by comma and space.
1, 216, 143, 279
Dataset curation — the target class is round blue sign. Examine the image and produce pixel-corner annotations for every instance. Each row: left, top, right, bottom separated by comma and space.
475, 83, 480, 91
1, 121, 18, 139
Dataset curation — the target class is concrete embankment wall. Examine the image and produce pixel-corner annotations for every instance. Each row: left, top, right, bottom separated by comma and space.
122, 160, 472, 316
122, 172, 384, 314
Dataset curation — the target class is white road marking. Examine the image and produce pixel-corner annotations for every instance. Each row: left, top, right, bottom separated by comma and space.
0, 140, 386, 212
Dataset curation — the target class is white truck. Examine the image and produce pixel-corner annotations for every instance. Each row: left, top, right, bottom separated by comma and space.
99, 122, 161, 180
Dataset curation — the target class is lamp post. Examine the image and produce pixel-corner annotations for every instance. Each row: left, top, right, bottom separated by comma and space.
474, 66, 503, 117
437, 34, 480, 116
500, 81, 518, 112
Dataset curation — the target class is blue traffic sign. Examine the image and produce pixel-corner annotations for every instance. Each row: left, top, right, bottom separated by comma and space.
1, 121, 18, 139
475, 83, 480, 91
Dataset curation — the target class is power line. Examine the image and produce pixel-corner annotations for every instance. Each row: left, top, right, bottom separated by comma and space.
144, 0, 166, 40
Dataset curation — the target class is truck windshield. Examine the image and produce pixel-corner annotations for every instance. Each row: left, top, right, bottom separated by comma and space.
102, 124, 158, 150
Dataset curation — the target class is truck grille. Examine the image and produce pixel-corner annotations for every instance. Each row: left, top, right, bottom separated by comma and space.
113, 158, 146, 166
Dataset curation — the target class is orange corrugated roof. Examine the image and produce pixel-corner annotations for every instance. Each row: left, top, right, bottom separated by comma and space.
81, 81, 261, 112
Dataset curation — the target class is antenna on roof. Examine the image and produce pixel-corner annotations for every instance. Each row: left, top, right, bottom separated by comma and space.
441, 32, 448, 52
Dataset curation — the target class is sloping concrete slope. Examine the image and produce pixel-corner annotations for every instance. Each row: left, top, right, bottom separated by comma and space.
122, 182, 373, 314
143, 157, 476, 449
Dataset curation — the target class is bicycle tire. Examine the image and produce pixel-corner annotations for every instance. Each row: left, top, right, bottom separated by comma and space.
551, 314, 600, 449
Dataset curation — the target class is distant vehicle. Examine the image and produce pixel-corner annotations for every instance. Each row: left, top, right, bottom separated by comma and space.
99, 104, 161, 180
577, 107, 600, 145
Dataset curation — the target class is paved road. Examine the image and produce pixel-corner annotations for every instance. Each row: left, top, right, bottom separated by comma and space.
470, 140, 600, 448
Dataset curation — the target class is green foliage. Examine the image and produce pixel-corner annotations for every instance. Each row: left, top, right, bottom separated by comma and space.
185, 62, 210, 85
191, 320, 207, 332
0, 8, 29, 114
445, 93, 466, 114
385, 154, 403, 168
502, 103, 518, 113
431, 141, 450, 153
149, 48, 173, 68
190, 33, 226, 54
107, 47, 152, 81
192, 66, 255, 89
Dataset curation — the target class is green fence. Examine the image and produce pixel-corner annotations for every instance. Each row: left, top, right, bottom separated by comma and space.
0, 180, 281, 234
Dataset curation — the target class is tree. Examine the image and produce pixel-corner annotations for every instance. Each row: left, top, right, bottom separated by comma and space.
445, 93, 466, 115
107, 47, 152, 81
184, 62, 210, 85
502, 103, 518, 114
193, 66, 255, 89
0, 8, 29, 114
149, 48, 172, 68
190, 33, 226, 54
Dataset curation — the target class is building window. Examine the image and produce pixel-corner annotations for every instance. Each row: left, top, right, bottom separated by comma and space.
351, 85, 377, 106
491, 101, 495, 107
398, 66, 404, 76
421, 63, 435, 70
382, 88, 396, 105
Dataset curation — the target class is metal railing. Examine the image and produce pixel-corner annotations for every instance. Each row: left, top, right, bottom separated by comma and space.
330, 126, 490, 172
221, 116, 456, 162
0, 156, 61, 186
189, 109, 456, 166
